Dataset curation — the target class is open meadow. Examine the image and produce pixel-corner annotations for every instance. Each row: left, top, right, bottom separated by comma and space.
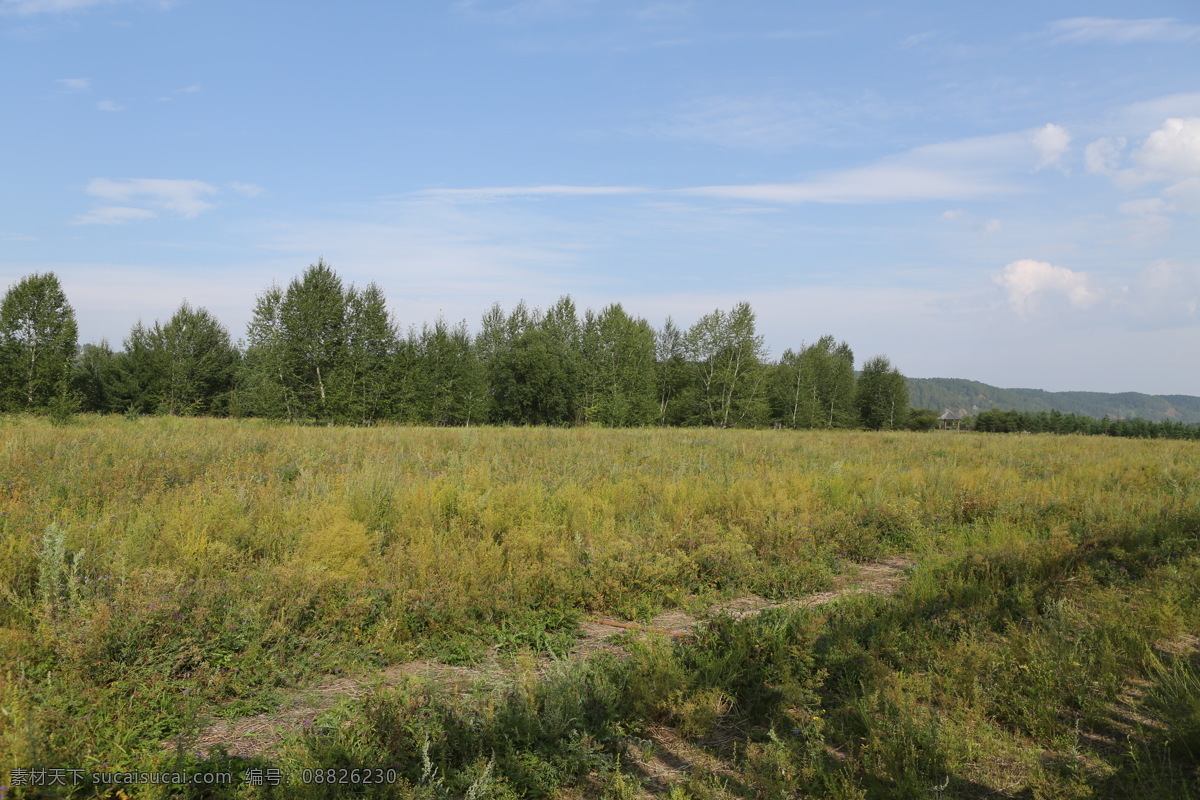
1, 417, 1198, 798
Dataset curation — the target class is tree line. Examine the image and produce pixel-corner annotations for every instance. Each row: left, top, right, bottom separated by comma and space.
971, 408, 1200, 440
2, 263, 915, 429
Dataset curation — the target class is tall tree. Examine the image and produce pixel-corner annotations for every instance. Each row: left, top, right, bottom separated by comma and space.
279, 260, 346, 419
767, 348, 815, 429
70, 340, 137, 413
242, 284, 293, 419
156, 302, 240, 415
486, 297, 583, 425
411, 318, 488, 426
654, 317, 692, 426
854, 355, 910, 430
0, 273, 79, 411
795, 336, 856, 428
245, 260, 379, 422
580, 304, 657, 426
337, 283, 397, 423
685, 302, 768, 427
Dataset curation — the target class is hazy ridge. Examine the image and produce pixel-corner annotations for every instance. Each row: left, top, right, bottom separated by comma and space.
907, 377, 1200, 424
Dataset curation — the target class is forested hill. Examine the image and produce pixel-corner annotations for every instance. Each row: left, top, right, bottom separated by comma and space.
907, 377, 1200, 424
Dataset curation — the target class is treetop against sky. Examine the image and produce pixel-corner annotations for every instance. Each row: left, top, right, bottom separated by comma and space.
2, 0, 1198, 394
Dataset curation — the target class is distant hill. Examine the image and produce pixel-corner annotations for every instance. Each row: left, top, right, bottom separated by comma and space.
906, 378, 1200, 424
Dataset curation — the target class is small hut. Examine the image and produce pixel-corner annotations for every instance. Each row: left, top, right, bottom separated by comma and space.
938, 410, 964, 430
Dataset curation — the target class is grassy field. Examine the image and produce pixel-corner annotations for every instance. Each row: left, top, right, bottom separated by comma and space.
1, 417, 1198, 798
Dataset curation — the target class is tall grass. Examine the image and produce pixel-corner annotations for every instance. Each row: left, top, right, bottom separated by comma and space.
0, 416, 1197, 796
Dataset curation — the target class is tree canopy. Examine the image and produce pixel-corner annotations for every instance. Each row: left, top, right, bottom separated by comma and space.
0, 272, 78, 411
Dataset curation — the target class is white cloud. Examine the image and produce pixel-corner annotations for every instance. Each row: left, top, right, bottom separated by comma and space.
1099, 118, 1200, 216
78, 178, 219, 223
1132, 117, 1200, 179
1084, 136, 1126, 175
940, 209, 964, 220
1116, 94, 1200, 134
57, 77, 90, 92
983, 219, 1002, 235
73, 206, 157, 225
96, 100, 126, 112
1032, 123, 1071, 171
1046, 17, 1200, 44
994, 259, 1100, 317
228, 181, 265, 197
416, 185, 646, 203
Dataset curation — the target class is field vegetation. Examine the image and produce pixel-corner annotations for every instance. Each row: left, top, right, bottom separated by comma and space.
1, 417, 1198, 798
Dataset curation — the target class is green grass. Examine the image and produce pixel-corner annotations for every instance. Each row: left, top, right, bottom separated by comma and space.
1, 416, 1198, 797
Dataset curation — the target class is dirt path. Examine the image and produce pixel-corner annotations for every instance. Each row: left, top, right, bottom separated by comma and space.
192, 556, 912, 759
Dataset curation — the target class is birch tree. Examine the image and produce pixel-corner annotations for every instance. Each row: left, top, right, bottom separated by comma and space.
684, 302, 768, 427
0, 273, 78, 411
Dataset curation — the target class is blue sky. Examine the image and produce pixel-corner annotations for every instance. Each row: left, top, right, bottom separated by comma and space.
3, 0, 1199, 395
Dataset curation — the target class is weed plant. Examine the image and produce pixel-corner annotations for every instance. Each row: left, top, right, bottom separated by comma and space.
0, 417, 1197, 797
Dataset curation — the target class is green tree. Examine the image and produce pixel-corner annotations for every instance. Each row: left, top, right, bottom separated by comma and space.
0, 273, 79, 411
653, 317, 692, 426
767, 348, 816, 429
794, 336, 856, 428
279, 260, 346, 420
685, 302, 768, 427
70, 340, 137, 413
337, 283, 397, 423
411, 318, 488, 426
486, 297, 583, 425
244, 260, 385, 422
580, 304, 657, 426
242, 284, 293, 419
854, 355, 909, 430
116, 304, 239, 415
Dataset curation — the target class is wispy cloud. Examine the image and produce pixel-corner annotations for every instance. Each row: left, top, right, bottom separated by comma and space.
680, 167, 1007, 204
416, 185, 647, 203
679, 128, 1055, 204
2, 0, 127, 15
56, 77, 90, 91
228, 181, 265, 197
643, 92, 897, 152
75, 178, 219, 224
633, 2, 690, 22
1046, 17, 1200, 45
1111, 261, 1200, 327
96, 99, 125, 112
451, 0, 598, 24
73, 206, 157, 225
1084, 136, 1126, 175
1099, 118, 1200, 216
